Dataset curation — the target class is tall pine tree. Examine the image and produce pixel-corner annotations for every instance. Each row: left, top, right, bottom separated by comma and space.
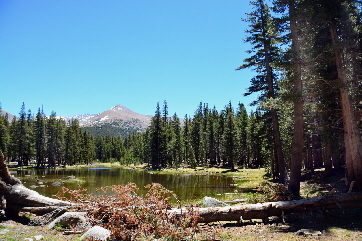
238, 0, 286, 182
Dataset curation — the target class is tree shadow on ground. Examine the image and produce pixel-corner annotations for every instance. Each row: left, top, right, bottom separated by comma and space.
301, 168, 348, 194
220, 206, 362, 239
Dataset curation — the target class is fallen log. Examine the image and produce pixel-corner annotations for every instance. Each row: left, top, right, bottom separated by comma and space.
169, 191, 362, 223
0, 152, 73, 215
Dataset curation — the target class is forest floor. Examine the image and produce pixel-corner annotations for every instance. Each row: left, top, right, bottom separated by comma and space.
1, 165, 362, 240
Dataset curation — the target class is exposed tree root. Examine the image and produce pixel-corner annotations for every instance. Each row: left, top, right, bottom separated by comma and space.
0, 152, 73, 215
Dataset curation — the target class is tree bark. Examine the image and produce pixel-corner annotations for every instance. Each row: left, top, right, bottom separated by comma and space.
324, 140, 333, 176
0, 152, 73, 215
169, 192, 362, 223
329, 21, 362, 192
288, 0, 304, 197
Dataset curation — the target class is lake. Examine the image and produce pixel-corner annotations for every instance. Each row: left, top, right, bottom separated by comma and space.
12, 167, 236, 201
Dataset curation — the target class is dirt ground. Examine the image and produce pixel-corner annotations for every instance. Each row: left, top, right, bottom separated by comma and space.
217, 208, 362, 240
0, 219, 80, 240
1, 209, 362, 241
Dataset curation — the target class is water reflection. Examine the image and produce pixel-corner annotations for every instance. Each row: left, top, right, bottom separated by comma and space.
15, 168, 236, 201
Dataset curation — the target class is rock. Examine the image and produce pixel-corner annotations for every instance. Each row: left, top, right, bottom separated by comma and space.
0, 210, 5, 219
295, 229, 322, 237
34, 235, 44, 240
225, 198, 248, 204
0, 195, 6, 219
0, 195, 6, 208
48, 212, 91, 230
0, 228, 10, 235
81, 225, 111, 241
202, 196, 229, 207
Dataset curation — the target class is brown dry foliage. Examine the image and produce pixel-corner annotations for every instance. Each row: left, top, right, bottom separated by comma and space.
250, 181, 292, 203
55, 183, 210, 240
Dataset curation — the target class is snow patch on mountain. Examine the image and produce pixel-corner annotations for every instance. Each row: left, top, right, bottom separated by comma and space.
59, 114, 97, 123
99, 115, 109, 122
111, 105, 123, 111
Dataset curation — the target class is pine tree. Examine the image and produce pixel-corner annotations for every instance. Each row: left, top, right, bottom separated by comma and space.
15, 103, 32, 166
238, 0, 286, 182
111, 136, 126, 162
271, 0, 305, 196
191, 102, 206, 166
169, 113, 182, 168
34, 108, 47, 167
47, 111, 57, 167
235, 103, 248, 167
149, 102, 164, 169
162, 100, 173, 167
206, 106, 219, 166
65, 119, 82, 165
0, 108, 9, 157
80, 131, 95, 164
8, 117, 18, 162
222, 102, 237, 170
132, 132, 146, 164
182, 115, 196, 167
271, 0, 362, 193
322, 0, 362, 191
54, 117, 66, 166
217, 109, 226, 166
25, 108, 34, 166
247, 110, 264, 168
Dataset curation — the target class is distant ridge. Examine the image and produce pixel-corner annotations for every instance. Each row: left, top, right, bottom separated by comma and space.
60, 113, 97, 124
1, 105, 152, 137
0, 109, 15, 121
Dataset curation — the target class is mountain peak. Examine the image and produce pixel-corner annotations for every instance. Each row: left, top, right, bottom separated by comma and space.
78, 104, 152, 136
83, 104, 151, 128
111, 104, 125, 111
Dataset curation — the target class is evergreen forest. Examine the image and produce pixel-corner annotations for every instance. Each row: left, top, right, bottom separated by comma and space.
1, 0, 362, 198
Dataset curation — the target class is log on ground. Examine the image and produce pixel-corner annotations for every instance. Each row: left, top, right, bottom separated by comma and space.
169, 192, 362, 223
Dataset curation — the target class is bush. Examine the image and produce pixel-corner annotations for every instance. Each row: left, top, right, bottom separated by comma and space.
55, 183, 204, 240
248, 181, 292, 203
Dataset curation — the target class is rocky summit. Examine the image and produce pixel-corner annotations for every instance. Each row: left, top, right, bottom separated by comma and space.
76, 104, 152, 137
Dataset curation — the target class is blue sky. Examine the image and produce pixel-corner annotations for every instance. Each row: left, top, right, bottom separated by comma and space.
1, 0, 256, 118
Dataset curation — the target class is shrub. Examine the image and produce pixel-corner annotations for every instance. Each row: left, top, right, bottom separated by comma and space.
55, 183, 204, 240
248, 181, 292, 203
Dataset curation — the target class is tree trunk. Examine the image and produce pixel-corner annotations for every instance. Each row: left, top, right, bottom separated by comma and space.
259, 0, 286, 184
329, 22, 362, 192
306, 135, 313, 171
288, 0, 304, 197
324, 140, 333, 175
312, 134, 322, 169
271, 110, 285, 183
169, 192, 362, 223
0, 152, 73, 215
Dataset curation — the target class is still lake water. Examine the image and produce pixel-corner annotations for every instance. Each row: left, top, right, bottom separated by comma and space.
12, 168, 236, 201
